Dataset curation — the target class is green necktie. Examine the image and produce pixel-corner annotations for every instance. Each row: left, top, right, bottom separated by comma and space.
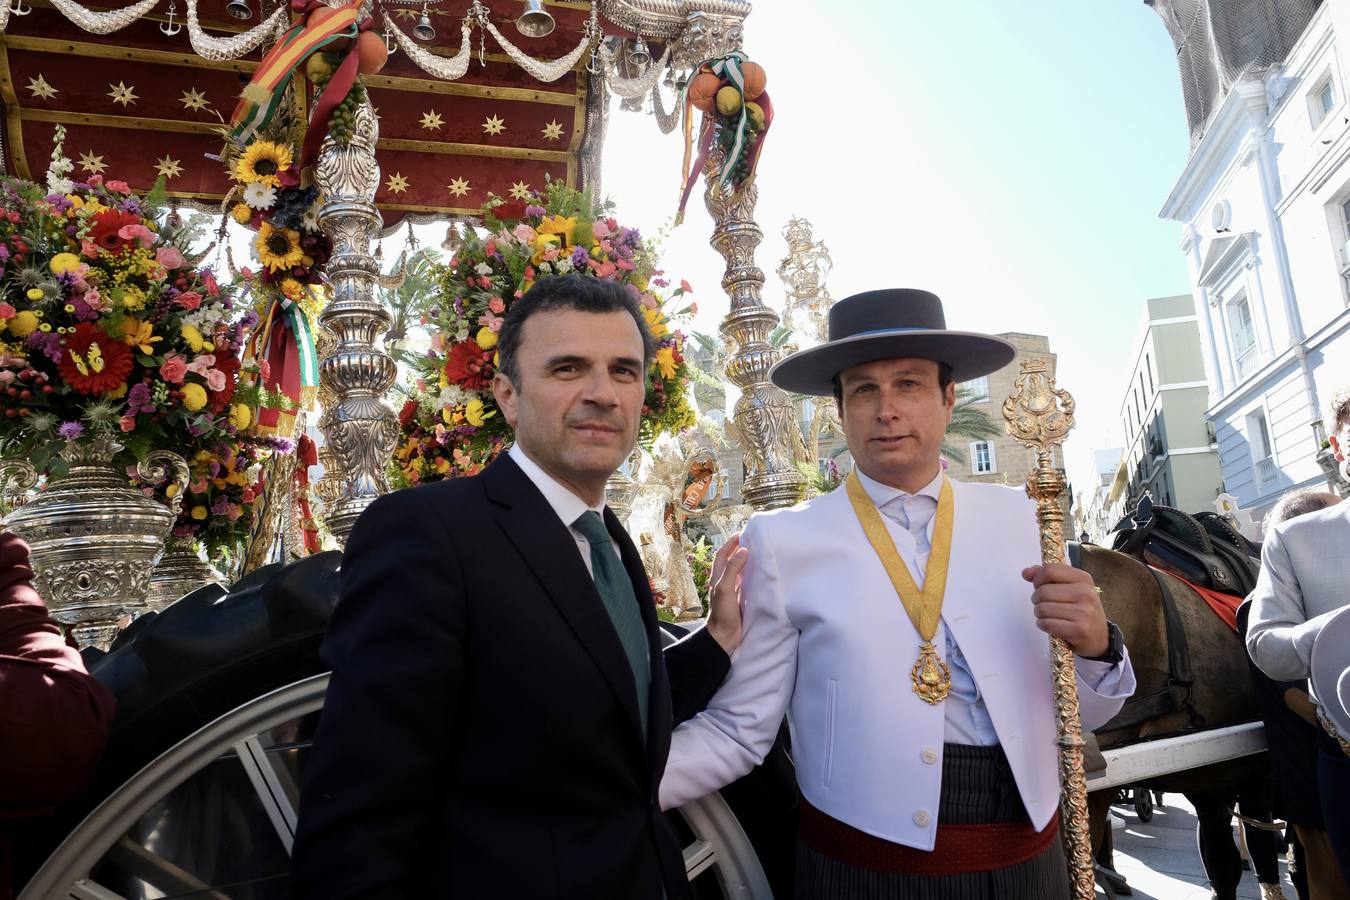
573, 510, 650, 734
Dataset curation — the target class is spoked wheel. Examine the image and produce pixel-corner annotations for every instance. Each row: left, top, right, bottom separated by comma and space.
20, 673, 772, 900
1133, 788, 1154, 823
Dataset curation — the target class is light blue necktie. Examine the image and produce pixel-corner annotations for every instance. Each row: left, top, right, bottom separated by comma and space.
573, 511, 650, 733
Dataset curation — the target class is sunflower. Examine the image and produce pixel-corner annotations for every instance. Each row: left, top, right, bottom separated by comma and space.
234, 140, 292, 188
256, 222, 304, 272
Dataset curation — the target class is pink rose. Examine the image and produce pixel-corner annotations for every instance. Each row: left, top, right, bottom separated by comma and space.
226, 504, 243, 522
206, 368, 226, 392
513, 224, 536, 243
80, 239, 99, 258
488, 297, 505, 314
83, 289, 103, 310
118, 223, 154, 248
176, 291, 202, 311
542, 247, 559, 262
204, 271, 219, 297
145, 262, 167, 283
87, 174, 104, 187
186, 354, 215, 377
190, 477, 208, 494
106, 180, 130, 194
0, 371, 14, 386
680, 279, 693, 294
258, 358, 271, 382
156, 246, 184, 270
119, 414, 137, 432
477, 312, 504, 332
592, 220, 611, 240
159, 354, 188, 384
0, 303, 15, 319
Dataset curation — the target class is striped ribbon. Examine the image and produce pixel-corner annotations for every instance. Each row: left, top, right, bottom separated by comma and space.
228, 0, 361, 148
243, 294, 319, 437
676, 51, 773, 224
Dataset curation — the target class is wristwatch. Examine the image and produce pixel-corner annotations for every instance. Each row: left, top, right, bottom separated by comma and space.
1081, 621, 1124, 665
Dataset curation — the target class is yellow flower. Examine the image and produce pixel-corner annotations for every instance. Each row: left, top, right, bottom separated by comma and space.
119, 285, 147, 311
195, 449, 212, 462
190, 505, 208, 521
279, 278, 305, 301
654, 345, 677, 380
121, 318, 161, 355
642, 306, 669, 339
181, 382, 207, 411
464, 397, 490, 427
166, 483, 180, 498
231, 203, 253, 224
8, 311, 39, 338
530, 232, 561, 265
108, 382, 128, 399
234, 140, 293, 187
230, 403, 252, 430
537, 215, 578, 246
25, 288, 43, 301
475, 326, 499, 350
181, 324, 211, 352
256, 222, 304, 272
50, 253, 81, 276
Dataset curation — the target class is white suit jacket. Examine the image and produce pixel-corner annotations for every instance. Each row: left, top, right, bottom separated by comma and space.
660, 478, 1136, 850
1247, 499, 1350, 685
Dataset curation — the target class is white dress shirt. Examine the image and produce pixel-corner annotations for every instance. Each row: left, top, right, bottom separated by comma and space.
508, 444, 619, 575
853, 467, 1129, 745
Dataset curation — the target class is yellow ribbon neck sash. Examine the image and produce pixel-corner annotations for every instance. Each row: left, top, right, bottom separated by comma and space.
845, 470, 955, 704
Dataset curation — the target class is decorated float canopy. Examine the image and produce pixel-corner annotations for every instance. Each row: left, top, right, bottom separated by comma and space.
0, 0, 749, 228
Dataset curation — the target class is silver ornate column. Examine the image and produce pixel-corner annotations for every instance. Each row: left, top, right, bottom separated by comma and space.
777, 217, 839, 464
705, 144, 805, 510
315, 87, 398, 544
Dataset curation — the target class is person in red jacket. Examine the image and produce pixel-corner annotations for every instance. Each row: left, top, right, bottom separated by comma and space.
0, 532, 116, 900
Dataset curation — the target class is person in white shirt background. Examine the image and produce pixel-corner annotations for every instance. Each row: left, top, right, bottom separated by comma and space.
660, 288, 1137, 899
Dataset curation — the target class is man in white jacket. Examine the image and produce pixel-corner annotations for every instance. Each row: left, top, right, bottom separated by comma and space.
662, 288, 1136, 898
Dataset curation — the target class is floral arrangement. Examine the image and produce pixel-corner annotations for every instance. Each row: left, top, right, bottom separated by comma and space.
392, 180, 697, 485
224, 132, 329, 437
0, 137, 268, 556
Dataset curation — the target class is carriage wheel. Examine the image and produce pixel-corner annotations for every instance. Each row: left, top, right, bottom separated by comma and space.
1134, 789, 1154, 823
18, 673, 772, 900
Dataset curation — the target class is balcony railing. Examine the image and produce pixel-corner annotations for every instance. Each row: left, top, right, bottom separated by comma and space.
1256, 455, 1276, 484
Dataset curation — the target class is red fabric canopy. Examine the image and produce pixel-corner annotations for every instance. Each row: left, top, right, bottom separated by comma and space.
0, 0, 606, 225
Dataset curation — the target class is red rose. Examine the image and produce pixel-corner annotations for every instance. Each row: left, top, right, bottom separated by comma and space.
444, 339, 493, 390
491, 200, 528, 221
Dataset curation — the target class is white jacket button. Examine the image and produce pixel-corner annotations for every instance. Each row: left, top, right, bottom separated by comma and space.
913, 810, 931, 827
921, 747, 938, 765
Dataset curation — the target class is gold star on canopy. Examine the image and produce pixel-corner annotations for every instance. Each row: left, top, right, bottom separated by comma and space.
385, 172, 410, 195
508, 181, 532, 200
154, 155, 183, 179
78, 151, 107, 175
542, 120, 564, 141
108, 81, 138, 107
481, 114, 506, 136
446, 177, 471, 197
179, 88, 210, 112
419, 110, 444, 131
26, 74, 57, 101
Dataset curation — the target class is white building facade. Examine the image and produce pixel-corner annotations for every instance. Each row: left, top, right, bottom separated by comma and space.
1159, 0, 1350, 521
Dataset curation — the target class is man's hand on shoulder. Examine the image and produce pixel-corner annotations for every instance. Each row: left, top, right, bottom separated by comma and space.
1022, 563, 1110, 659
705, 534, 748, 655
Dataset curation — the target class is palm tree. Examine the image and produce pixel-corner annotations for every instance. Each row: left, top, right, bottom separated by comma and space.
941, 386, 1000, 465
379, 247, 440, 370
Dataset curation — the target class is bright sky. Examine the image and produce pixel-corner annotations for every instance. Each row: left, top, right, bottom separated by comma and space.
598, 0, 1196, 498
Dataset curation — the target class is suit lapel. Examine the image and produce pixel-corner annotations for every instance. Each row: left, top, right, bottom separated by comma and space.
483, 456, 646, 745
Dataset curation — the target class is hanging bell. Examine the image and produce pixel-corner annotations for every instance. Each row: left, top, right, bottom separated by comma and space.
413, 6, 435, 41
515, 0, 554, 38
225, 0, 251, 20
441, 226, 459, 253
627, 36, 651, 69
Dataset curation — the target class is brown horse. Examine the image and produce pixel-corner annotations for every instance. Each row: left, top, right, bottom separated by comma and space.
1078, 543, 1280, 900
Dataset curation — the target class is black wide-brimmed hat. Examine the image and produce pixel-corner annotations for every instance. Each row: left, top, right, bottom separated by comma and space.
769, 288, 1016, 396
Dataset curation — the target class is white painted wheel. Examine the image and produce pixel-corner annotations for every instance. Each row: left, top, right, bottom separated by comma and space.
20, 673, 771, 900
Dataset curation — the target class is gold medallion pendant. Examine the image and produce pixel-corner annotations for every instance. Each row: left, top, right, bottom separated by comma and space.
911, 640, 952, 705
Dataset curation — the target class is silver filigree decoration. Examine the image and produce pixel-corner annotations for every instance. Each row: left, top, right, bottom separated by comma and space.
600, 42, 671, 98
476, 1, 599, 83
187, 0, 288, 61
651, 79, 681, 133
46, 0, 160, 34
387, 16, 472, 80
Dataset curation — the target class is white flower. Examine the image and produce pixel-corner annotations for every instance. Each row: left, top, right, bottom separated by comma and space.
537, 262, 552, 275
243, 182, 277, 210
302, 206, 320, 230
439, 385, 470, 408
455, 328, 469, 342
474, 262, 494, 277
556, 257, 574, 274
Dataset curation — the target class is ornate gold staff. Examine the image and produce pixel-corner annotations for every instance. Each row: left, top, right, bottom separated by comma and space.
1002, 357, 1093, 900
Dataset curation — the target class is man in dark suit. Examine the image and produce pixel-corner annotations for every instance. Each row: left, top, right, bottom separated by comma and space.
291, 274, 746, 899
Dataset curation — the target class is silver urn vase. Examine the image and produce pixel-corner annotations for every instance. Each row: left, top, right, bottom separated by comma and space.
1, 436, 189, 650
146, 536, 226, 610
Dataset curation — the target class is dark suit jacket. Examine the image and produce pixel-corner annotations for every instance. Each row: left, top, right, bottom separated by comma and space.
291, 455, 730, 899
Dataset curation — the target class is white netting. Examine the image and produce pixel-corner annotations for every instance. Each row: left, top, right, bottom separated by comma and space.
1148, 0, 1323, 147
